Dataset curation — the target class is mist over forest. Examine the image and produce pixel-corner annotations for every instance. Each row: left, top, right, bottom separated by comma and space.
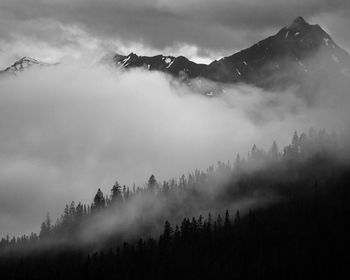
1, 49, 350, 243
0, 54, 349, 239
1, 2, 350, 278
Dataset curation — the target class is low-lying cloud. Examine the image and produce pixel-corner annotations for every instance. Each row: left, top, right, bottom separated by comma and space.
0, 61, 349, 238
0, 0, 350, 67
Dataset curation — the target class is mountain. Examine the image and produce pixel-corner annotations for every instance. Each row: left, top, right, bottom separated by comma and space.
113, 16, 350, 92
202, 16, 350, 90
113, 53, 207, 79
0, 57, 56, 76
1, 17, 349, 94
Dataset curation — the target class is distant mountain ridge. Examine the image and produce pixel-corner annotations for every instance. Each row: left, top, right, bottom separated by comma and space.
112, 16, 350, 92
0, 57, 58, 76
1, 17, 349, 94
113, 53, 207, 79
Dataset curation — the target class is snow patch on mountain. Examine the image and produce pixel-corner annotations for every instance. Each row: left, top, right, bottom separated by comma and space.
332, 54, 340, 63
324, 38, 329, 46
1, 57, 57, 75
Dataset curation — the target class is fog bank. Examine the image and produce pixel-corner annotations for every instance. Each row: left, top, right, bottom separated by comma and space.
0, 63, 349, 237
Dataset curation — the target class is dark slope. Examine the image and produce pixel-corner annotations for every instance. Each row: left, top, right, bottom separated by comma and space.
113, 16, 350, 91
202, 16, 350, 89
114, 53, 207, 79
1, 17, 349, 93
2, 152, 350, 280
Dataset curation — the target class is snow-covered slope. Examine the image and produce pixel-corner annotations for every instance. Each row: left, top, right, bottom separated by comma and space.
0, 57, 57, 76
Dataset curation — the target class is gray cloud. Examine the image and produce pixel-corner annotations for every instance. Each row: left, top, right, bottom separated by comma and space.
0, 65, 261, 237
0, 0, 349, 62
0, 57, 349, 237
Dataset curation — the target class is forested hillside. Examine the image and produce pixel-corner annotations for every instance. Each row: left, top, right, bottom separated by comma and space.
0, 129, 349, 279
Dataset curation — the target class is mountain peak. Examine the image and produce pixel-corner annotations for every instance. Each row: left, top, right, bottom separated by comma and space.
288, 16, 309, 29
18, 56, 39, 63
292, 16, 308, 25
5, 56, 41, 73
108, 16, 350, 92
0, 56, 57, 74
12, 56, 40, 66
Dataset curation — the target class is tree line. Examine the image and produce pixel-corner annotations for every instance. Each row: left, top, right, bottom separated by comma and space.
1, 178, 349, 280
0, 128, 343, 251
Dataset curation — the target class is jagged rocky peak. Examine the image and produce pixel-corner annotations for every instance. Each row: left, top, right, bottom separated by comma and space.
288, 16, 310, 30
105, 16, 350, 92
286, 16, 327, 35
3, 56, 42, 73
112, 53, 127, 61
281, 16, 318, 36
277, 15, 335, 49
124, 52, 138, 60
17, 56, 39, 63
114, 52, 179, 71
12, 56, 40, 67
281, 16, 321, 35
0, 56, 58, 75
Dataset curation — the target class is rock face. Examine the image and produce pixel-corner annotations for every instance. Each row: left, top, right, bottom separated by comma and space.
1, 17, 349, 94
201, 16, 349, 89
0, 57, 56, 76
113, 16, 350, 91
113, 53, 207, 79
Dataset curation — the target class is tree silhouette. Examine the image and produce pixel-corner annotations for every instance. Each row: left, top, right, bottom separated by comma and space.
111, 181, 123, 204
93, 188, 105, 210
39, 213, 51, 240
269, 140, 279, 160
147, 175, 157, 193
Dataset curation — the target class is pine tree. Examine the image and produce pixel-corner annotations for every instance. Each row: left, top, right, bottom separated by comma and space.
269, 141, 279, 160
224, 210, 231, 230
62, 204, 70, 229
217, 214, 223, 228
147, 175, 157, 193
162, 221, 174, 242
234, 153, 242, 170
39, 213, 51, 240
93, 188, 105, 210
299, 132, 308, 155
111, 181, 123, 204
198, 215, 203, 230
234, 210, 241, 225
76, 203, 84, 219
69, 201, 76, 224
292, 131, 299, 155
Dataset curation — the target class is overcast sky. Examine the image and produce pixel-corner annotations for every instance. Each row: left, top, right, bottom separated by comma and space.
0, 0, 350, 67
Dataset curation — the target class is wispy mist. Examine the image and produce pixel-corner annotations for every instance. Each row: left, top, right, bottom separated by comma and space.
0, 56, 349, 238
